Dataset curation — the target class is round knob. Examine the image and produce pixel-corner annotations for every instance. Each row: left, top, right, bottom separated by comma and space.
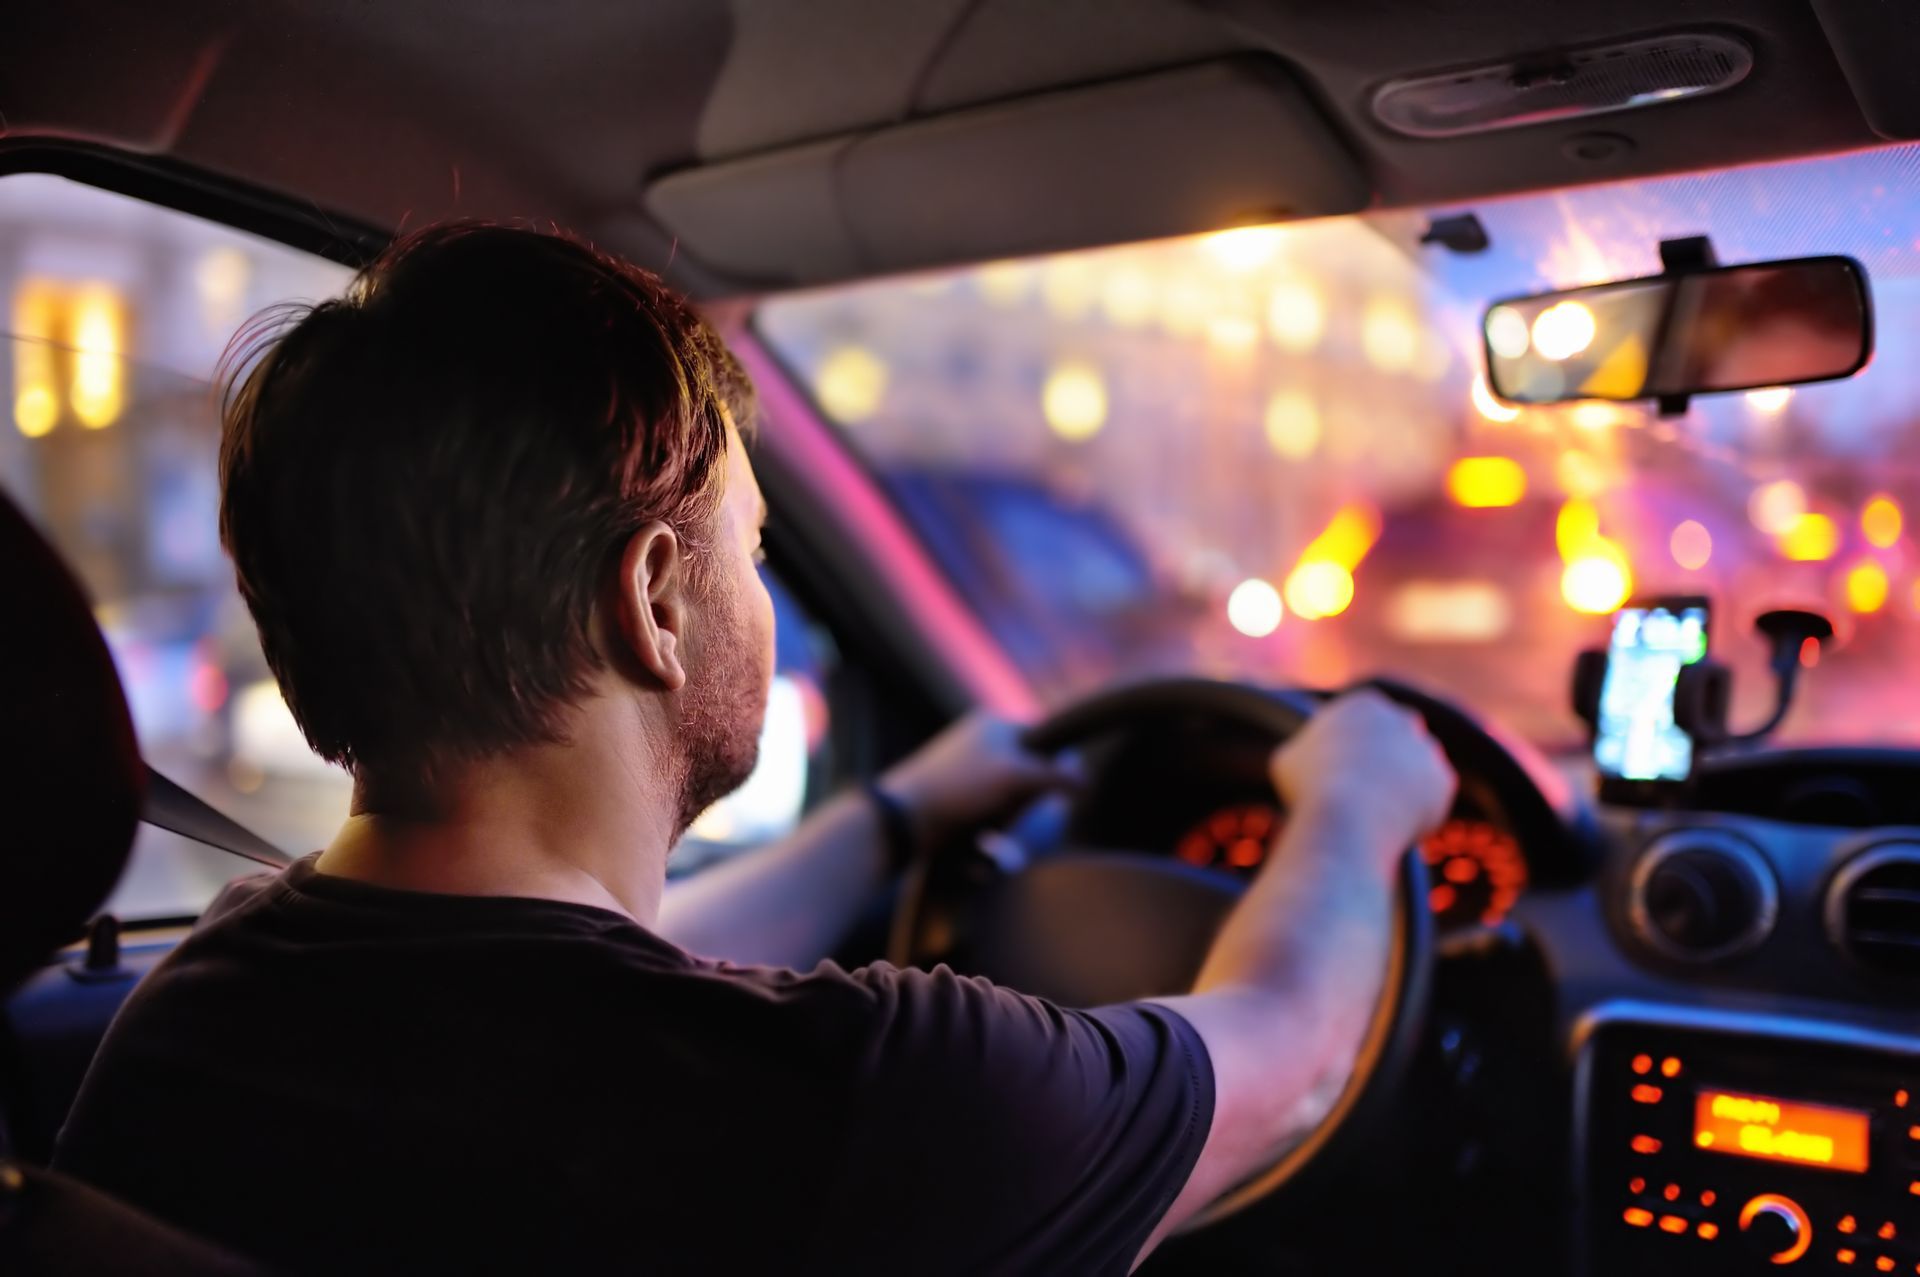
1630, 832, 1778, 962
1738, 1193, 1810, 1265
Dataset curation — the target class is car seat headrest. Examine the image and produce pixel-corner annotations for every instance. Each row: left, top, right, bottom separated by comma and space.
0, 490, 143, 994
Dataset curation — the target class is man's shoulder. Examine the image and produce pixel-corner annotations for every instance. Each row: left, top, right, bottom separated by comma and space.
198, 868, 284, 928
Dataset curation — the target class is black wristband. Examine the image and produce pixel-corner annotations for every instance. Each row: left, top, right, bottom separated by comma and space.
865, 782, 919, 875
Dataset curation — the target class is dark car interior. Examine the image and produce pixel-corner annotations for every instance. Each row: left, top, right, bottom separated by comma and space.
11, 3, 1920, 1273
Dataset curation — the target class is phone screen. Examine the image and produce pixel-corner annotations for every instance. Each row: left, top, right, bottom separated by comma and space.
1593, 600, 1711, 782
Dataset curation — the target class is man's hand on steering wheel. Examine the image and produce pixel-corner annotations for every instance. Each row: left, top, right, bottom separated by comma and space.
877, 711, 1079, 860
1270, 690, 1457, 860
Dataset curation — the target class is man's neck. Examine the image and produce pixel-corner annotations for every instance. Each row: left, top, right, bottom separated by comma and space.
315, 696, 682, 926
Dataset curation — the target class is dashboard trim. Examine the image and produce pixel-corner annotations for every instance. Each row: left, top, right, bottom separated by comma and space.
1570, 997, 1920, 1062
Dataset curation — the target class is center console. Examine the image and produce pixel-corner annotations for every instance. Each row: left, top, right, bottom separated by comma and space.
1578, 1005, 1920, 1274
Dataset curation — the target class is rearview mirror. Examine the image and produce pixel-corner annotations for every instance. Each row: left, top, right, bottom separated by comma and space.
1483, 256, 1871, 406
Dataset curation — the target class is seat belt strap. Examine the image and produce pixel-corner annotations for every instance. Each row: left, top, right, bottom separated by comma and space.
142, 766, 293, 869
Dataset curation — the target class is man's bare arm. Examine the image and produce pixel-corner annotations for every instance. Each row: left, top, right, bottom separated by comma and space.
655, 788, 892, 968
658, 713, 1072, 967
1139, 692, 1456, 1258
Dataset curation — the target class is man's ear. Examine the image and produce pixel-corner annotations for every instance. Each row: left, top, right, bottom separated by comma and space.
610, 522, 690, 691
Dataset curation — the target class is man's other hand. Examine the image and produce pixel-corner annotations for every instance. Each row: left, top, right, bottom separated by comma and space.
1270, 690, 1456, 867
880, 712, 1080, 852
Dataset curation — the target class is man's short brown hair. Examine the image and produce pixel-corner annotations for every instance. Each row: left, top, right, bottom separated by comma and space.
218, 223, 747, 804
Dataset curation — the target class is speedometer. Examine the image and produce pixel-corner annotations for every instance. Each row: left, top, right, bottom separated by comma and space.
1420, 819, 1528, 930
1174, 807, 1528, 931
1175, 803, 1278, 872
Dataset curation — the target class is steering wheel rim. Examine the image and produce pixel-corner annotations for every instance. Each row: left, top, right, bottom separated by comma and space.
888, 677, 1434, 1227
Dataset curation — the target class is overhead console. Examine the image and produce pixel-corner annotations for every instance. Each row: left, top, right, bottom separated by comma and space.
644, 57, 1367, 287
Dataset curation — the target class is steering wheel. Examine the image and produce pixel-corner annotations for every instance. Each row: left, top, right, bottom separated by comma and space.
887, 677, 1434, 1227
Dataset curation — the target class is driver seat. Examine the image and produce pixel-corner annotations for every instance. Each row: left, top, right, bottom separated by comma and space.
0, 489, 270, 1275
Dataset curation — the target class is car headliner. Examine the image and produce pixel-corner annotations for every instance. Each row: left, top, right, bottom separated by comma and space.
3, 1, 1914, 298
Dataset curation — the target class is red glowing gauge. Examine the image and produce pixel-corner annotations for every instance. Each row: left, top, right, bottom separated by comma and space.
1176, 804, 1279, 873
1420, 819, 1528, 930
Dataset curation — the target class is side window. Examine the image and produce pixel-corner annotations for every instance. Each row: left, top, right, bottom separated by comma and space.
671, 567, 840, 876
0, 174, 357, 922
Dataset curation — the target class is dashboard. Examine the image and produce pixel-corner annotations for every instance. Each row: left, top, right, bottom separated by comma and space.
1044, 683, 1920, 1276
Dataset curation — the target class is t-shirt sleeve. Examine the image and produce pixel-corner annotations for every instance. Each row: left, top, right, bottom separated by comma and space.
807, 962, 1214, 1276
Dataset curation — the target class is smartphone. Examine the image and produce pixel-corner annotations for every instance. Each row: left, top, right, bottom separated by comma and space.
1593, 596, 1711, 785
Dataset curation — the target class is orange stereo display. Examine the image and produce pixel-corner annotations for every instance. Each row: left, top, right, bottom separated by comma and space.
1692, 1088, 1871, 1173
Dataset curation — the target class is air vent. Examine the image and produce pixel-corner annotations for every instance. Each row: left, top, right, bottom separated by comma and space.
1628, 830, 1776, 963
1826, 844, 1920, 976
1372, 33, 1752, 139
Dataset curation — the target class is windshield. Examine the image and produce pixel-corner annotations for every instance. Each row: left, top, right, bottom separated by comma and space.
759, 142, 1920, 750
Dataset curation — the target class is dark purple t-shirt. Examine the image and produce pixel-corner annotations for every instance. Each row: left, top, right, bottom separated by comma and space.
56, 855, 1214, 1275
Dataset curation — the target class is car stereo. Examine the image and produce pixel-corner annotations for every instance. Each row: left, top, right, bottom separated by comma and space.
1577, 1007, 1920, 1274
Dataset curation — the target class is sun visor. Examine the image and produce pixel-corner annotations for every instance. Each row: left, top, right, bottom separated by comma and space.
645, 57, 1366, 289
1810, 0, 1920, 139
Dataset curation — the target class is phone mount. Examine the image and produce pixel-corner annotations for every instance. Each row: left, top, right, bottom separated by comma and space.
1571, 607, 1836, 760
1678, 608, 1835, 747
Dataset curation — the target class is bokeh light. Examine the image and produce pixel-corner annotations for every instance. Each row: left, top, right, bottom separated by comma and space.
1385, 580, 1512, 642
1446, 456, 1527, 508
1263, 389, 1321, 459
13, 385, 56, 438
1361, 297, 1420, 373
1302, 504, 1383, 572
1266, 278, 1326, 351
1531, 300, 1596, 361
1285, 561, 1356, 620
1670, 520, 1713, 571
1847, 560, 1890, 613
1749, 480, 1807, 535
1485, 305, 1530, 359
1863, 495, 1904, 549
1555, 494, 1633, 613
1562, 552, 1632, 614
1556, 499, 1602, 559
1100, 268, 1157, 328
1041, 362, 1109, 441
815, 346, 889, 423
14, 282, 66, 437
1282, 504, 1380, 622
68, 286, 124, 430
1745, 386, 1794, 415
1779, 512, 1840, 562
1226, 577, 1284, 637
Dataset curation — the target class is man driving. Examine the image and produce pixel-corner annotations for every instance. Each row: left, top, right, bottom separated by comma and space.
56, 225, 1455, 1275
